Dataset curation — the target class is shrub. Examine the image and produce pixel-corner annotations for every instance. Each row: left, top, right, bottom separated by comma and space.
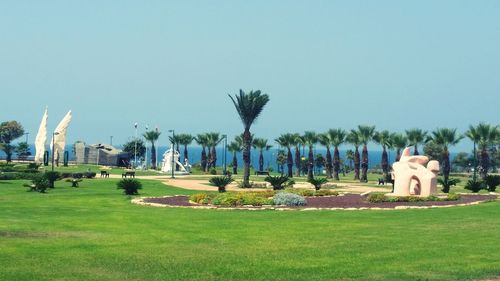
367, 193, 461, 203
444, 193, 461, 201
209, 176, 234, 193
437, 177, 461, 193
464, 179, 485, 193
0, 172, 39, 180
27, 163, 41, 171
314, 189, 339, 197
84, 172, 96, 179
273, 192, 307, 206
367, 193, 387, 203
117, 179, 142, 195
72, 173, 83, 179
308, 177, 328, 190
484, 175, 500, 192
44, 171, 60, 188
25, 174, 50, 193
190, 193, 216, 204
190, 191, 273, 206
265, 175, 293, 190
209, 168, 217, 175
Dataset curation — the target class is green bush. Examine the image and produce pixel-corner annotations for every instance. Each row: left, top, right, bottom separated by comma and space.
44, 171, 60, 188
443, 193, 461, 201
0, 172, 40, 180
314, 189, 339, 197
117, 179, 142, 195
437, 177, 461, 193
308, 177, 329, 190
190, 191, 273, 207
209, 168, 217, 175
367, 193, 461, 203
25, 174, 50, 193
209, 175, 234, 193
367, 193, 386, 203
265, 175, 293, 190
484, 175, 500, 192
273, 192, 307, 206
464, 179, 485, 193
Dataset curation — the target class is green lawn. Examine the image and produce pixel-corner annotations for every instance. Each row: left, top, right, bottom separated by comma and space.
1, 179, 499, 281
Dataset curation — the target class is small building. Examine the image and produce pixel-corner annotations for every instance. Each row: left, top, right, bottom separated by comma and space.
74, 142, 130, 167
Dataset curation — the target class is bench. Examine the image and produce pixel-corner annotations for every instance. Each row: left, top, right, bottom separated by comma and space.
254, 171, 270, 176
122, 171, 136, 178
100, 171, 110, 178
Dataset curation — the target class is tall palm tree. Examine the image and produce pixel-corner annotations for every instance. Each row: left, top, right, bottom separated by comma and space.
302, 131, 318, 180
195, 133, 209, 172
405, 128, 427, 155
467, 123, 499, 178
345, 149, 354, 171
275, 133, 295, 177
390, 133, 407, 162
252, 138, 272, 171
347, 130, 361, 180
328, 129, 347, 180
292, 134, 303, 177
357, 125, 376, 182
430, 128, 463, 183
228, 137, 242, 175
229, 90, 270, 186
206, 132, 221, 171
176, 133, 193, 163
143, 129, 161, 169
318, 133, 333, 179
373, 130, 392, 179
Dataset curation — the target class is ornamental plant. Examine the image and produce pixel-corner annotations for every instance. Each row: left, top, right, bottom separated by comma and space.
117, 179, 142, 195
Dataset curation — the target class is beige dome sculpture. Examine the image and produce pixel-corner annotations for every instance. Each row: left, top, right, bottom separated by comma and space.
390, 147, 439, 197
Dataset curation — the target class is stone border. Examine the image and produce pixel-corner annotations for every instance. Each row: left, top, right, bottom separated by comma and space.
131, 194, 499, 211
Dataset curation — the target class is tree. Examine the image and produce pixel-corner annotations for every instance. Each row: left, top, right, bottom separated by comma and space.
206, 132, 222, 171
0, 121, 25, 162
293, 134, 303, 177
423, 141, 443, 161
469, 123, 499, 178
318, 133, 333, 179
195, 134, 209, 172
452, 152, 471, 172
228, 90, 270, 187
357, 125, 376, 182
405, 128, 427, 155
275, 133, 295, 177
390, 133, 407, 162
328, 129, 347, 180
302, 131, 318, 180
276, 150, 287, 175
252, 138, 272, 171
347, 131, 361, 180
430, 128, 463, 182
122, 138, 146, 163
177, 134, 193, 163
345, 149, 354, 171
373, 130, 392, 179
228, 137, 242, 175
14, 142, 31, 161
143, 129, 161, 169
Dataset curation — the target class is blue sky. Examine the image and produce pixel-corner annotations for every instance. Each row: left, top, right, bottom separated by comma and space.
1, 0, 499, 152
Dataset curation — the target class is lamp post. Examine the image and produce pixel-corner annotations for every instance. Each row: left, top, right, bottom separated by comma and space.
222, 134, 227, 175
144, 125, 149, 170
134, 123, 138, 168
168, 129, 175, 178
25, 132, 29, 144
473, 140, 477, 182
51, 132, 60, 171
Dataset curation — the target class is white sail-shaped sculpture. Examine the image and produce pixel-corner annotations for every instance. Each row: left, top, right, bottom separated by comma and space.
34, 108, 48, 164
50, 110, 72, 163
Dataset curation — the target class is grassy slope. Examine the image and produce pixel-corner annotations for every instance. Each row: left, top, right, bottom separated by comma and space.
0, 179, 499, 281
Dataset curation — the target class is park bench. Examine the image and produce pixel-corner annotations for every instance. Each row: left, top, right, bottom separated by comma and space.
254, 171, 270, 176
100, 171, 110, 178
122, 171, 136, 178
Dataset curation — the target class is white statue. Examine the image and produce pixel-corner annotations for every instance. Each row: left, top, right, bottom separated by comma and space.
34, 107, 48, 164
161, 147, 189, 174
50, 110, 72, 164
390, 147, 439, 197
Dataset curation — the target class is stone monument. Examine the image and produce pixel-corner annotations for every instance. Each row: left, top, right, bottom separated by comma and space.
161, 147, 190, 175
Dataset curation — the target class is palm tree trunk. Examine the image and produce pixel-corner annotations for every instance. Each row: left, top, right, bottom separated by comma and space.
232, 152, 238, 175
259, 150, 264, 171
396, 149, 402, 162
381, 147, 388, 179
414, 145, 419, 156
325, 146, 333, 179
242, 129, 252, 186
295, 146, 301, 177
206, 149, 212, 171
480, 148, 489, 179
287, 147, 293, 177
184, 145, 188, 162
151, 142, 156, 169
354, 147, 360, 180
361, 145, 368, 182
201, 147, 207, 172
442, 149, 450, 183
307, 145, 314, 180
333, 146, 340, 180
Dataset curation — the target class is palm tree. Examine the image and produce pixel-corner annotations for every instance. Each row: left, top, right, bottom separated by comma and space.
195, 134, 209, 172
467, 123, 499, 179
228, 137, 242, 175
347, 131, 361, 180
302, 131, 318, 180
430, 128, 463, 183
373, 130, 392, 179
405, 128, 427, 155
391, 133, 407, 162
253, 138, 272, 171
293, 134, 303, 177
143, 129, 161, 169
357, 125, 376, 182
206, 132, 221, 171
176, 134, 193, 163
228, 90, 270, 186
328, 129, 347, 180
318, 133, 333, 179
346, 149, 354, 171
275, 133, 295, 177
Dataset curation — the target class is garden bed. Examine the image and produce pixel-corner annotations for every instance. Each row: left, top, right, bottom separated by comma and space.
136, 193, 498, 210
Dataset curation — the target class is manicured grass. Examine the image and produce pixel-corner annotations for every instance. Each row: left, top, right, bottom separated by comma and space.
1, 179, 499, 280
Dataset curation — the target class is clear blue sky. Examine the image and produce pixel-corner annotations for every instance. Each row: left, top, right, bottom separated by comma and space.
1, 0, 499, 152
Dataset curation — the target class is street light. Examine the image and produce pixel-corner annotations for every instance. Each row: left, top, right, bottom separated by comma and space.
51, 132, 60, 171
168, 129, 175, 178
222, 134, 227, 175
134, 123, 138, 168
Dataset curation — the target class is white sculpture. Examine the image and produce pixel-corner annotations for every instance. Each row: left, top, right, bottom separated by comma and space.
34, 108, 48, 164
50, 110, 72, 164
390, 147, 439, 197
161, 147, 189, 174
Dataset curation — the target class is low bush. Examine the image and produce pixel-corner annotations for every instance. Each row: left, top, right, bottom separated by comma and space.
484, 175, 500, 192
117, 179, 142, 195
209, 176, 234, 193
314, 189, 339, 197
465, 179, 485, 193
367, 193, 461, 203
25, 174, 50, 193
190, 191, 273, 207
264, 175, 294, 190
0, 172, 40, 180
437, 177, 461, 193
44, 171, 60, 188
84, 172, 96, 179
367, 193, 386, 203
209, 168, 217, 175
308, 177, 329, 190
273, 192, 307, 206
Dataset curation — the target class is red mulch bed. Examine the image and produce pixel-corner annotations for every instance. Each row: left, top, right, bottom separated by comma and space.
142, 194, 497, 209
